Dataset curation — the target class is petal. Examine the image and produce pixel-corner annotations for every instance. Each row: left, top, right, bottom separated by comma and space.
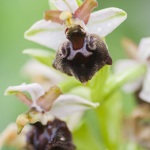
44, 10, 63, 24
139, 67, 150, 103
16, 109, 51, 134
22, 60, 65, 87
24, 19, 66, 50
0, 123, 29, 149
114, 59, 141, 74
122, 38, 138, 59
50, 0, 78, 13
123, 78, 143, 93
64, 111, 83, 130
74, 0, 98, 24
37, 86, 62, 111
5, 83, 45, 102
114, 59, 143, 92
137, 37, 150, 62
87, 7, 127, 37
49, 94, 99, 118
23, 48, 55, 66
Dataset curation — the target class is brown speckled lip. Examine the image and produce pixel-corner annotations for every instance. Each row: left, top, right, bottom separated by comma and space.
53, 33, 112, 83
26, 119, 76, 150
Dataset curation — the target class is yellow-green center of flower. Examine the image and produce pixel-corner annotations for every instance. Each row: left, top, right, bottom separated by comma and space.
59, 11, 75, 28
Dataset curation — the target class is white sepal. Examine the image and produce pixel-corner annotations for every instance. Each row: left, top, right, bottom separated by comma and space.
50, 94, 99, 118
137, 37, 150, 62
139, 68, 150, 103
114, 59, 143, 92
5, 83, 45, 102
24, 19, 66, 50
87, 7, 127, 37
50, 0, 78, 13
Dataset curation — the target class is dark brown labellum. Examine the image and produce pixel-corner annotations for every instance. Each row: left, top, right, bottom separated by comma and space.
53, 26, 112, 83
26, 119, 75, 150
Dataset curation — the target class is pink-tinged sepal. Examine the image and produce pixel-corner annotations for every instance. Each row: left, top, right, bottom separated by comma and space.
44, 10, 63, 24
74, 0, 98, 24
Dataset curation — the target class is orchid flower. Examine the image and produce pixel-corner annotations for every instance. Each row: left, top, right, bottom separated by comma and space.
124, 104, 150, 149
4, 83, 99, 133
114, 37, 150, 103
0, 123, 30, 149
21, 59, 65, 90
24, 0, 127, 83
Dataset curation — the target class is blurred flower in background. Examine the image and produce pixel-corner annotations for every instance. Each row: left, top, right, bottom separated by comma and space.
114, 37, 150, 103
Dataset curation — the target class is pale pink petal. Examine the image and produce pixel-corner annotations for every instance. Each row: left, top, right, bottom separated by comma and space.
122, 38, 138, 59
44, 10, 63, 24
74, 0, 98, 24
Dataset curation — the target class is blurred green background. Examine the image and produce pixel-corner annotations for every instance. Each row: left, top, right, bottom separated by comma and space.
0, 0, 150, 149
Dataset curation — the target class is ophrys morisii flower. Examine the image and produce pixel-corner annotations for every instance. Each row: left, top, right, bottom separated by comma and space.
4, 83, 99, 133
114, 37, 150, 103
25, 0, 127, 83
4, 83, 99, 149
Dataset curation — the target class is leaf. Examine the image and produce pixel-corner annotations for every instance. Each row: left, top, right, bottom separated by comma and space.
89, 65, 110, 102
23, 48, 55, 66
96, 93, 123, 149
103, 64, 146, 100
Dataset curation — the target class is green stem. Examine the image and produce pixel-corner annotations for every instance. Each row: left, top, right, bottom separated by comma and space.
59, 77, 82, 93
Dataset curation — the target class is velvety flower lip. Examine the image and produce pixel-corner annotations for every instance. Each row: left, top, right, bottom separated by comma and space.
5, 83, 99, 133
114, 37, 150, 103
24, 0, 127, 51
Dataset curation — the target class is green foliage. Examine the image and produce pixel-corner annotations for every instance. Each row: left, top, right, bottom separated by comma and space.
23, 49, 55, 67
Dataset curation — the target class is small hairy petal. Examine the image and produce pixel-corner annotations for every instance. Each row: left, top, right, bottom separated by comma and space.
74, 0, 98, 24
137, 37, 150, 62
37, 86, 62, 111
122, 38, 138, 59
5, 83, 45, 103
51, 0, 78, 13
139, 68, 150, 103
49, 94, 99, 118
24, 19, 66, 50
44, 10, 63, 24
87, 7, 127, 37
